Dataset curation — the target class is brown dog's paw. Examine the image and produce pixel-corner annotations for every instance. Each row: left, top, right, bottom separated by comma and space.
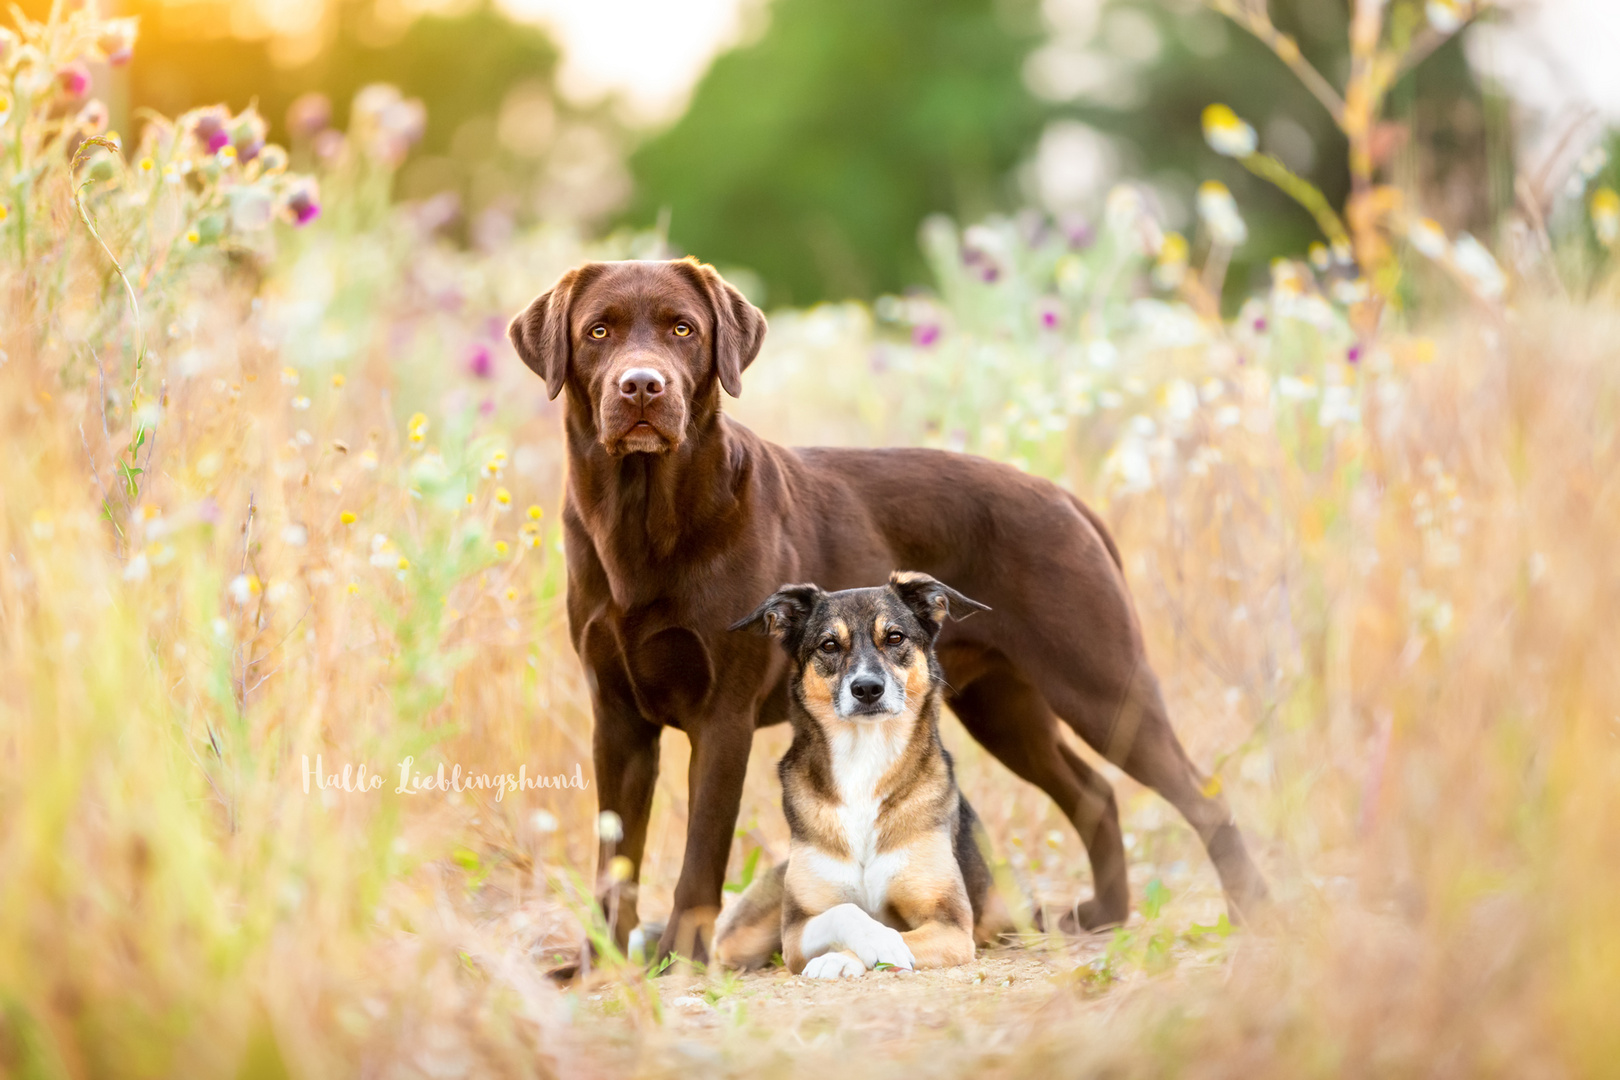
1034, 898, 1125, 935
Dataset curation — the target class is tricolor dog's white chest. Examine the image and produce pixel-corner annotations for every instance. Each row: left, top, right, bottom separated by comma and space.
802, 722, 909, 916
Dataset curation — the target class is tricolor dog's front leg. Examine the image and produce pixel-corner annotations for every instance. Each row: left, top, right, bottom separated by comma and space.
781, 858, 914, 978
889, 835, 978, 969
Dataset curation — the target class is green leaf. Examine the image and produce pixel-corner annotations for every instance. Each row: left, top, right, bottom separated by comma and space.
1143, 878, 1171, 920
724, 844, 761, 894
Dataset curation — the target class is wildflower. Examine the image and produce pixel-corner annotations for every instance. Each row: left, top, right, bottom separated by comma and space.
465, 493, 475, 506
217, 144, 237, 166
407, 412, 429, 446
282, 524, 309, 547
1425, 0, 1465, 33
254, 145, 288, 177
280, 175, 321, 226
331, 373, 346, 389
97, 17, 138, 65
1202, 103, 1257, 158
494, 540, 510, 556
1591, 187, 1620, 247
1407, 217, 1449, 259
505, 587, 518, 601
228, 108, 267, 163
185, 228, 201, 246
598, 810, 624, 843
397, 556, 409, 571
291, 395, 311, 410
494, 487, 512, 510
138, 156, 155, 175
1152, 232, 1188, 290
1270, 258, 1305, 297
347, 582, 360, 596
286, 92, 332, 140
75, 99, 109, 137
482, 450, 508, 478
0, 204, 8, 225
191, 105, 230, 153
0, 94, 11, 128
281, 367, 300, 387
912, 324, 941, 347
1308, 243, 1330, 271
228, 574, 262, 604
1452, 233, 1505, 299
1197, 181, 1248, 246
532, 810, 558, 833
526, 504, 543, 521
340, 511, 357, 525
608, 855, 634, 883
352, 84, 427, 165
57, 62, 92, 101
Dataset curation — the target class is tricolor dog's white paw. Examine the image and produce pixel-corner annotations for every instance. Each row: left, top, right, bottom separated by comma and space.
802, 952, 866, 979
802, 903, 916, 972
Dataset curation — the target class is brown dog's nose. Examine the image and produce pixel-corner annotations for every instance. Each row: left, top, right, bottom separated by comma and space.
618, 368, 666, 406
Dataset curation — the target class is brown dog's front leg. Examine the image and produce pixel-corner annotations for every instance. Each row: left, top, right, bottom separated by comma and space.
592, 699, 662, 952
657, 714, 753, 965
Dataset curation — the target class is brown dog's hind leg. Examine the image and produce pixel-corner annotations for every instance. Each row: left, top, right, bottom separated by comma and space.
1048, 665, 1270, 922
948, 665, 1131, 931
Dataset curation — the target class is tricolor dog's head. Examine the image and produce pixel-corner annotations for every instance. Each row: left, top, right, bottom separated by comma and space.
507, 259, 766, 456
731, 572, 989, 723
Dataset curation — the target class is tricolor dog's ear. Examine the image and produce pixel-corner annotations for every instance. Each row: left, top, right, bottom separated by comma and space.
509, 266, 589, 400
729, 583, 822, 649
888, 571, 990, 639
675, 258, 766, 398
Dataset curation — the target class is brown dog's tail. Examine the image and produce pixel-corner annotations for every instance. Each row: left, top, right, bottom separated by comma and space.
713, 862, 788, 971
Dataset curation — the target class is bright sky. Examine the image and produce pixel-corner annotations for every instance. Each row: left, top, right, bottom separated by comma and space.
494, 0, 757, 124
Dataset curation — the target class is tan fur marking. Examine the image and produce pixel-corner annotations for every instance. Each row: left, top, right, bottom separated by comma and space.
797, 664, 840, 727
832, 619, 850, 648
900, 921, 976, 969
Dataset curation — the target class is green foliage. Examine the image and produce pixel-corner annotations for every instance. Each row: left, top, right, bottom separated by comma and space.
627, 0, 1048, 304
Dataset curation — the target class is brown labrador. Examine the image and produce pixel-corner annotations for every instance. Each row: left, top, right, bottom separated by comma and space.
508, 258, 1268, 965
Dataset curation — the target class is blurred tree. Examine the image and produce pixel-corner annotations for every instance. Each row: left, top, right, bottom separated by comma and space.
625, 0, 1049, 305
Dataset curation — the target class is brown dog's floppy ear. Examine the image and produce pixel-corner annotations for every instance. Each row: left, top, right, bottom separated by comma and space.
508, 267, 582, 400
675, 258, 766, 398
889, 571, 990, 638
729, 583, 822, 649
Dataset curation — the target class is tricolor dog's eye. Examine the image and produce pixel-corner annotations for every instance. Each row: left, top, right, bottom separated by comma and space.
590, 325, 608, 339
673, 322, 692, 337
818, 638, 839, 654
885, 629, 905, 646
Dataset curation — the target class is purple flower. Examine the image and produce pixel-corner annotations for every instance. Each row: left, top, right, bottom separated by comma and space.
281, 177, 321, 226
229, 109, 267, 163
1253, 317, 1268, 333
479, 397, 496, 417
285, 93, 332, 140
1347, 345, 1362, 365
1057, 213, 1094, 250
97, 18, 138, 66
192, 106, 229, 152
912, 324, 941, 348
1040, 308, 1059, 330
466, 343, 493, 379
57, 62, 91, 100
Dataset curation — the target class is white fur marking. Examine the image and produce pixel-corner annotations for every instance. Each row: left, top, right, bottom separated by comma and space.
802, 952, 865, 979
801, 903, 914, 971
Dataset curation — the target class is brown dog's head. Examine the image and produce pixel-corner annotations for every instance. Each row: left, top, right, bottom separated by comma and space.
507, 259, 766, 455
730, 572, 989, 722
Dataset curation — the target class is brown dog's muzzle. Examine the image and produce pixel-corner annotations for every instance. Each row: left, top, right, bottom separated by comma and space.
599, 355, 688, 455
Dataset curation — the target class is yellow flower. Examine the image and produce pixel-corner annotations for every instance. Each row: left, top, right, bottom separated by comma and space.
505, 587, 517, 601
185, 229, 201, 245
396, 556, 409, 571
1152, 232, 1188, 290
340, 511, 357, 525
1202, 103, 1256, 158
494, 540, 510, 556
139, 156, 154, 173
1591, 187, 1620, 247
1197, 180, 1248, 246
1407, 217, 1449, 260
464, 493, 475, 506
407, 411, 429, 445
331, 373, 346, 388
0, 204, 8, 225
347, 582, 360, 595
1308, 243, 1330, 271
526, 504, 543, 521
494, 487, 512, 508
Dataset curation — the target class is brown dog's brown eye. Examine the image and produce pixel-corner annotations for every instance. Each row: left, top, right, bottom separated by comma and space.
819, 638, 839, 654
590, 325, 608, 339
885, 630, 904, 646
673, 323, 691, 337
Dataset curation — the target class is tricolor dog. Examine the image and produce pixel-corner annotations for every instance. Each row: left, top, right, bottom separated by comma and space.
714, 573, 1013, 977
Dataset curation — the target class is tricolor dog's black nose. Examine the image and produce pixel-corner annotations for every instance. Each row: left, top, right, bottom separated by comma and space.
850, 675, 885, 705
618, 368, 665, 406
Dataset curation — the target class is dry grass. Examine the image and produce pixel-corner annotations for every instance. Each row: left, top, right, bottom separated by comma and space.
3, 9, 1620, 1072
